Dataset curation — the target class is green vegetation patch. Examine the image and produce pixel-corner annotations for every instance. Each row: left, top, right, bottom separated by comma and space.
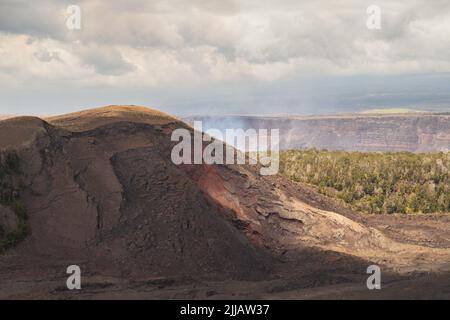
280, 149, 450, 214
0, 150, 28, 253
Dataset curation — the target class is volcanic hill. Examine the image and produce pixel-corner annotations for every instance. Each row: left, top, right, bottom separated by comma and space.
0, 105, 449, 299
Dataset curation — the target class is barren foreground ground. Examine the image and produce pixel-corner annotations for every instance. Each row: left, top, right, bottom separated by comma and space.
1, 214, 449, 299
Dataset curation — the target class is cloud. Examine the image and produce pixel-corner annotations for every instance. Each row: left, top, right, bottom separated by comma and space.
0, 0, 69, 39
1, 0, 450, 114
76, 45, 135, 76
33, 48, 62, 63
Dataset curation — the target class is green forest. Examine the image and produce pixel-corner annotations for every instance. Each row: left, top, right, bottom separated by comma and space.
279, 149, 450, 214
0, 151, 27, 253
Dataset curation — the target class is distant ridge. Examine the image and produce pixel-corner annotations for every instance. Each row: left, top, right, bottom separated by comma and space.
360, 108, 426, 114
184, 112, 450, 153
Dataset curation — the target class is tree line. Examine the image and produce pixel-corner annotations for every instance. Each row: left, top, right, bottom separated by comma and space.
279, 149, 450, 214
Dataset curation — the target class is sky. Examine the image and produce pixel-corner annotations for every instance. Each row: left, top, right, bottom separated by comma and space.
1, 0, 450, 116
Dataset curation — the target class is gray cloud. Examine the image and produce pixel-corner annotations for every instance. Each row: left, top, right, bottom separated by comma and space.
1, 0, 450, 115
0, 0, 70, 39
77, 45, 135, 76
33, 48, 62, 63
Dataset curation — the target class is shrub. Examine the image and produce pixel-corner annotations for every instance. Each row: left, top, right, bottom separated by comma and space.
0, 151, 28, 253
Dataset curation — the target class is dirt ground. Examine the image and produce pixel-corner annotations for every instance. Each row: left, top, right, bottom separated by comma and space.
1, 213, 449, 299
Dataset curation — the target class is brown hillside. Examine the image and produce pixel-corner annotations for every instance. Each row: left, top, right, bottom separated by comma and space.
46, 105, 179, 132
0, 105, 449, 299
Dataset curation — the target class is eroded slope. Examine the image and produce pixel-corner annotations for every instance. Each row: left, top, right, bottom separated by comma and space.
0, 106, 449, 299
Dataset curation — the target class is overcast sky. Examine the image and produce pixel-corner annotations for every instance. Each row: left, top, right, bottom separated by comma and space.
1, 0, 450, 116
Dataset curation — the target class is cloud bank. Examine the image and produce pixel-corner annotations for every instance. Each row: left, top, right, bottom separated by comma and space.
1, 0, 450, 114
